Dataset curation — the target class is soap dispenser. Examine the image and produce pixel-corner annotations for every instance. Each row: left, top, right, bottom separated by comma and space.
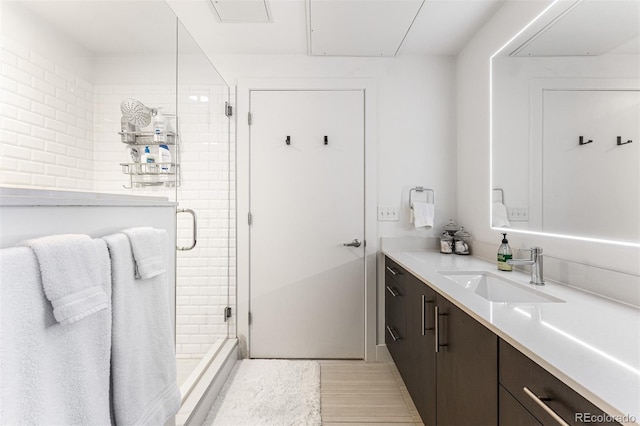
497, 233, 513, 271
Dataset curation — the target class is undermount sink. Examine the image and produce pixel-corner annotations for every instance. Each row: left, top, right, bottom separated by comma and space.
438, 271, 564, 304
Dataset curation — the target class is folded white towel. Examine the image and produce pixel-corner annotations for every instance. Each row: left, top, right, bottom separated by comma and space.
104, 230, 180, 426
492, 202, 511, 228
20, 234, 109, 325
0, 243, 112, 425
411, 201, 435, 229
122, 227, 166, 279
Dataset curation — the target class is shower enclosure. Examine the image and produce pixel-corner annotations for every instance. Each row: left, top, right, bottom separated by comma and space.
0, 0, 235, 418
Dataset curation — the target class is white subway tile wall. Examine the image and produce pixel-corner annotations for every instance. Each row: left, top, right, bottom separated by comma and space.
1, 36, 94, 190
1, 36, 235, 361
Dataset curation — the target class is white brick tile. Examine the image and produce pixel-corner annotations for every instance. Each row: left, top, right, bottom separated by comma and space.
44, 71, 67, 89
54, 65, 76, 83
44, 118, 67, 133
1, 37, 29, 59
1, 74, 18, 92
44, 94, 68, 112
17, 58, 44, 80
45, 164, 67, 177
0, 103, 18, 119
56, 177, 77, 188
1, 90, 31, 109
17, 82, 45, 103
30, 101, 56, 119
45, 141, 67, 155
1, 117, 31, 135
56, 155, 77, 168
1, 63, 31, 85
0, 157, 18, 171
55, 89, 77, 106
1, 48, 18, 67
18, 109, 45, 127
17, 134, 45, 150
18, 160, 45, 174
1, 171, 31, 185
31, 149, 56, 165
30, 174, 55, 187
31, 78, 56, 96
31, 126, 56, 142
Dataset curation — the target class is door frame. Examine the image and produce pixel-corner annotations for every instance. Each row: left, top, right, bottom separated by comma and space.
236, 78, 378, 361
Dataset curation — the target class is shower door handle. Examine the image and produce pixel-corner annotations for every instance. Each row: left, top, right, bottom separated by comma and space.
177, 208, 197, 251
343, 239, 362, 248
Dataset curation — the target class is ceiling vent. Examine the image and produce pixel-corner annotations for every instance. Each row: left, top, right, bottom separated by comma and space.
209, 0, 271, 23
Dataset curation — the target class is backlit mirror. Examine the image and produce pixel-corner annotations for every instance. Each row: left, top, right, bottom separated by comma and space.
491, 0, 640, 246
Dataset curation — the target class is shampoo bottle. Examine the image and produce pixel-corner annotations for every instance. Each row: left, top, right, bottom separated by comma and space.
153, 109, 167, 143
497, 233, 513, 271
140, 146, 156, 173
158, 144, 171, 173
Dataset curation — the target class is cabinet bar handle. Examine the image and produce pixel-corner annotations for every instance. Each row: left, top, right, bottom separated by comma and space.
386, 266, 398, 276
386, 286, 399, 297
522, 387, 570, 426
421, 295, 426, 336
424, 299, 434, 332
435, 306, 440, 352
386, 325, 399, 342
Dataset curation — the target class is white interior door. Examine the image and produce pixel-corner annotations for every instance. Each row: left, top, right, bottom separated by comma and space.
249, 90, 365, 359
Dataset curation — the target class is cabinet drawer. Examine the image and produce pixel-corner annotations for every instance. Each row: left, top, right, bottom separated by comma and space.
499, 339, 619, 426
500, 384, 542, 426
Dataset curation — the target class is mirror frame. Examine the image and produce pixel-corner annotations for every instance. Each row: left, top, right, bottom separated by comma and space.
489, 0, 640, 248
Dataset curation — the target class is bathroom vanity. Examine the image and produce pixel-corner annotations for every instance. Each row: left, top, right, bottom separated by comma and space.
384, 250, 639, 426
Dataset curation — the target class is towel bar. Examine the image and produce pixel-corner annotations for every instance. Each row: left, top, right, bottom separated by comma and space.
409, 186, 435, 208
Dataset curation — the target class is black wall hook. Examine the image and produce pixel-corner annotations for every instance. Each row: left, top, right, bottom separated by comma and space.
617, 136, 632, 146
324, 135, 328, 145
285, 136, 290, 145
579, 136, 593, 146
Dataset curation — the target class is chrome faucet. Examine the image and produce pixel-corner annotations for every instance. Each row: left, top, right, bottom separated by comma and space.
507, 247, 545, 286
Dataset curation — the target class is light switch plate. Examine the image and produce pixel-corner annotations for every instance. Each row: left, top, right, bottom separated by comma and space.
378, 206, 399, 222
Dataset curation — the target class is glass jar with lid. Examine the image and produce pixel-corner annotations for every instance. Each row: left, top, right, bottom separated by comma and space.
453, 226, 472, 255
440, 232, 453, 254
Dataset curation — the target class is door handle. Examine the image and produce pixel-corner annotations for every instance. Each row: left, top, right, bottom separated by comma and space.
343, 239, 362, 248
177, 208, 197, 251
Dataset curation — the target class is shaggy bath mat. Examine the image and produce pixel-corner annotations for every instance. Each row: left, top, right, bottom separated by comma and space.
202, 359, 321, 426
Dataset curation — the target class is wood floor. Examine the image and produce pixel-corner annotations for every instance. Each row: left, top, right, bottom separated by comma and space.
320, 361, 424, 425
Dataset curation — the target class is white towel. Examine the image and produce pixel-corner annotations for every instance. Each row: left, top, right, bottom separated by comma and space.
411, 201, 435, 229
20, 234, 109, 325
122, 227, 166, 279
0, 243, 112, 425
104, 230, 180, 426
492, 202, 511, 228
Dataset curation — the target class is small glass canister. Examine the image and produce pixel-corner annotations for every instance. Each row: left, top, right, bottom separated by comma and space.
453, 227, 472, 255
440, 232, 453, 254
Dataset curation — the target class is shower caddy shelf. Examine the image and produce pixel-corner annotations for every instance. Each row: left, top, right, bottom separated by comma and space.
118, 130, 180, 189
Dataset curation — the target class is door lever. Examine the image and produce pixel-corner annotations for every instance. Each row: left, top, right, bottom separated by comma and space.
343, 239, 362, 248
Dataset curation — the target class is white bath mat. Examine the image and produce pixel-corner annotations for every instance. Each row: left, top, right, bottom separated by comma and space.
202, 359, 321, 426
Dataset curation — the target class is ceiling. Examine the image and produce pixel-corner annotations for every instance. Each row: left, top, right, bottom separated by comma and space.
10, 0, 505, 57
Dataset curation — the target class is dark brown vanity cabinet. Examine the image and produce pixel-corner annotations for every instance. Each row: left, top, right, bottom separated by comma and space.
499, 340, 620, 426
384, 257, 497, 426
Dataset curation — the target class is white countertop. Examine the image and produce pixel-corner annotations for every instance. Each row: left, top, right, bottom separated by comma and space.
383, 249, 640, 426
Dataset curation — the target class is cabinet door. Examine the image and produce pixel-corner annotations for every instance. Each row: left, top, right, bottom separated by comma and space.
385, 259, 407, 371
436, 295, 498, 425
500, 385, 542, 426
404, 275, 437, 426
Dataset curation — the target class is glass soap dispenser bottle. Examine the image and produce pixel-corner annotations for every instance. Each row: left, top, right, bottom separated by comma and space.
497, 233, 513, 271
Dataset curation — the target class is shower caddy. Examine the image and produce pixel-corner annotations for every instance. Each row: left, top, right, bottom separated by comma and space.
118, 130, 180, 189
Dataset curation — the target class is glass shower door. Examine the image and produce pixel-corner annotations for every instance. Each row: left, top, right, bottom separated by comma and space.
174, 21, 234, 387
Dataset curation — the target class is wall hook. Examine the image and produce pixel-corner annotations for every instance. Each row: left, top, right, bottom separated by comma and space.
579, 136, 593, 146
324, 135, 328, 145
617, 136, 632, 146
286, 136, 290, 145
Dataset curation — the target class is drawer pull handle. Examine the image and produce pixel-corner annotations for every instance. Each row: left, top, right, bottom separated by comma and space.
386, 286, 399, 297
386, 266, 398, 276
386, 325, 399, 342
434, 306, 447, 352
424, 298, 434, 333
522, 387, 570, 426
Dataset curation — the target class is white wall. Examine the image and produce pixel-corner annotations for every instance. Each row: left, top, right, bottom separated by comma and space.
457, 0, 640, 303
210, 54, 457, 348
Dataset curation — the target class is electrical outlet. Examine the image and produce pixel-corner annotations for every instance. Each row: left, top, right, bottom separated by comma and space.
378, 206, 399, 222
508, 207, 529, 222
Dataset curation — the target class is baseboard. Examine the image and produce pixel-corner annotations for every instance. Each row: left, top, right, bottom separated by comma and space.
176, 339, 238, 426
376, 344, 392, 362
